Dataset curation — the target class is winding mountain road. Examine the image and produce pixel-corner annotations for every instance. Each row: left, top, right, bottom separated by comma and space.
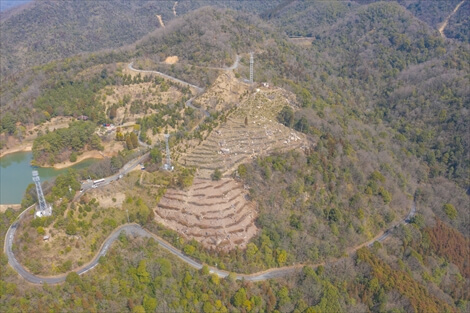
5, 54, 414, 284
4, 199, 416, 285
79, 151, 149, 194
128, 54, 241, 118
128, 62, 204, 93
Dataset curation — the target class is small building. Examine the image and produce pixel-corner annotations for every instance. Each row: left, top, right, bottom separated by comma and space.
77, 115, 89, 121
43, 235, 49, 241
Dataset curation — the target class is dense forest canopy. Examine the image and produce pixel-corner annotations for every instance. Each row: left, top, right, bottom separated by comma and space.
352, 0, 469, 43
32, 121, 103, 165
0, 0, 283, 75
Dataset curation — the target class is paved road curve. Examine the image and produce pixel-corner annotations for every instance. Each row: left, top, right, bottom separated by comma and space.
129, 54, 241, 118
128, 62, 204, 93
5, 199, 416, 284
80, 151, 149, 193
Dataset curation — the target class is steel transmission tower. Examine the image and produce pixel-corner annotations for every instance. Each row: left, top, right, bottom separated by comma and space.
163, 134, 173, 171
249, 52, 254, 84
32, 171, 52, 217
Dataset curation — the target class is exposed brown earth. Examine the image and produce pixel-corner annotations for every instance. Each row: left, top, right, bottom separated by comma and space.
194, 71, 249, 112
153, 73, 308, 251
0, 204, 21, 213
155, 177, 258, 251
164, 56, 179, 64
156, 14, 165, 28
180, 86, 307, 179
288, 37, 315, 46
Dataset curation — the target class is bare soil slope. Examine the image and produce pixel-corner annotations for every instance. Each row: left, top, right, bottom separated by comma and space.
155, 74, 308, 251
155, 177, 257, 251
181, 86, 307, 178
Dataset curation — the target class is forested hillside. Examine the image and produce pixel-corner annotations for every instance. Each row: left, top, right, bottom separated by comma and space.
353, 0, 469, 43
0, 0, 281, 75
0, 1, 468, 312
305, 2, 469, 186
263, 0, 358, 37
443, 0, 470, 43
0, 0, 162, 74
252, 1, 470, 188
32, 121, 103, 165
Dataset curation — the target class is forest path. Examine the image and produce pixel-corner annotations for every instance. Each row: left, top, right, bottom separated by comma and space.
438, 0, 465, 38
156, 15, 165, 28
128, 62, 204, 93
173, 1, 178, 17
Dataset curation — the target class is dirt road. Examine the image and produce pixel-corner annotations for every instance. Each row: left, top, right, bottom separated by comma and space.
438, 0, 465, 38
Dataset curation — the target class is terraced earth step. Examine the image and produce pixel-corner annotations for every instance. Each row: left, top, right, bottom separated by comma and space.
155, 176, 258, 251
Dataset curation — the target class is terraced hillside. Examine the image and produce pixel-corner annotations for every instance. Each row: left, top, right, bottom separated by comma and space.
155, 177, 257, 250
155, 72, 309, 251
181, 87, 307, 178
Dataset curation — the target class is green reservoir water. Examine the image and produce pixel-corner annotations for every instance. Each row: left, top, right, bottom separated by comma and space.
0, 151, 97, 204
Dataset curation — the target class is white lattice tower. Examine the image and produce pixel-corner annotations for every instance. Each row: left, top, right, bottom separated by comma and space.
249, 52, 254, 84
32, 171, 51, 217
163, 134, 172, 171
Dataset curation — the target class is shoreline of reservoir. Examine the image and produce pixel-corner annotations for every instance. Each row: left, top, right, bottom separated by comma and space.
0, 151, 98, 205
0, 204, 21, 213
1, 144, 103, 170
0, 144, 33, 159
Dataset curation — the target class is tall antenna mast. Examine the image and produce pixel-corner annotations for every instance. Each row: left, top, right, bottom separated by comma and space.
32, 171, 52, 217
249, 52, 254, 84
163, 134, 173, 171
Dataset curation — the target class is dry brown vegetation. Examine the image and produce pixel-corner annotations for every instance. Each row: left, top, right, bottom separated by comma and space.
425, 219, 470, 279
193, 71, 249, 112
13, 203, 126, 276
